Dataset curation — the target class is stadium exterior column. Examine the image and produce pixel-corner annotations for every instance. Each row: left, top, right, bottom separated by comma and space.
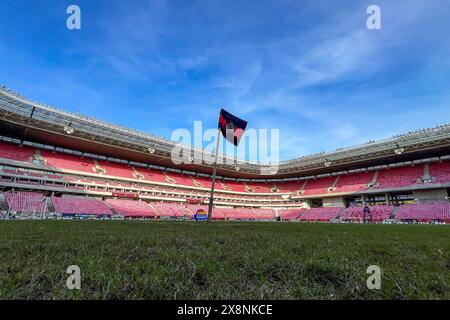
385, 193, 390, 205
207, 129, 221, 221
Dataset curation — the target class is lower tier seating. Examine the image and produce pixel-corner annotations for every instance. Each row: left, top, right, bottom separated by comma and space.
151, 202, 190, 217
340, 205, 393, 222
2, 141, 450, 196
105, 199, 157, 217
53, 196, 112, 215
279, 209, 305, 220
5, 191, 48, 214
298, 207, 342, 221
3, 190, 450, 223
396, 202, 450, 221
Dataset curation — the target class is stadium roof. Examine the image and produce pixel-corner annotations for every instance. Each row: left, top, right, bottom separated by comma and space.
1, 85, 450, 179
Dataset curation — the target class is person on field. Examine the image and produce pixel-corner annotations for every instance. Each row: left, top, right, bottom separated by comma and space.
363, 205, 371, 223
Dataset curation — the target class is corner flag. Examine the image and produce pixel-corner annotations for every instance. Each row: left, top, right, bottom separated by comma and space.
207, 108, 248, 221
218, 109, 248, 147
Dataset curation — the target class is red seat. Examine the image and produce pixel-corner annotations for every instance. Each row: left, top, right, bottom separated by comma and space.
396, 202, 450, 221
340, 205, 393, 222
302, 177, 335, 195
97, 160, 134, 179
334, 172, 372, 193
429, 162, 450, 184
41, 150, 95, 174
279, 209, 305, 220
5, 191, 47, 214
298, 207, 342, 221
151, 202, 190, 217
53, 196, 111, 215
375, 166, 423, 189
0, 142, 34, 162
105, 199, 157, 217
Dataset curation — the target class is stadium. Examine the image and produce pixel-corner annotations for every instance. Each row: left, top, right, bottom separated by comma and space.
1, 85, 450, 301
1, 0, 450, 303
1, 85, 450, 223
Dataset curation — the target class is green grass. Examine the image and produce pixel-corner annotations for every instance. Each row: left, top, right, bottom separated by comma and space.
0, 220, 449, 299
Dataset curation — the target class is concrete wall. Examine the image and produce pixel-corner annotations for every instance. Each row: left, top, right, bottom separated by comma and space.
413, 189, 448, 203
323, 196, 345, 207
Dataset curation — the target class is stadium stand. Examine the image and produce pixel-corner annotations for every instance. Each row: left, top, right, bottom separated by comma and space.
105, 199, 157, 217
298, 207, 343, 221
2, 86, 450, 224
52, 196, 112, 216
213, 207, 251, 219
396, 202, 450, 222
334, 172, 372, 193
254, 208, 275, 219
374, 166, 424, 189
5, 191, 48, 214
97, 160, 134, 179
0, 141, 34, 162
302, 177, 336, 195
276, 181, 302, 193
185, 204, 230, 220
172, 174, 198, 187
140, 168, 172, 183
340, 205, 393, 222
245, 182, 273, 193
279, 209, 305, 220
41, 150, 96, 174
189, 175, 210, 188
429, 161, 450, 184
152, 202, 190, 217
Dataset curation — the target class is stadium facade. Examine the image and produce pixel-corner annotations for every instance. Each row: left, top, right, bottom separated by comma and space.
1, 85, 450, 222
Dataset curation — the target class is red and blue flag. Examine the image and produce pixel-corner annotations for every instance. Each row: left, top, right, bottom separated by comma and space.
218, 109, 248, 146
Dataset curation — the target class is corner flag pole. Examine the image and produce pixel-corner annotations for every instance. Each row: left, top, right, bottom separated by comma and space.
207, 128, 221, 221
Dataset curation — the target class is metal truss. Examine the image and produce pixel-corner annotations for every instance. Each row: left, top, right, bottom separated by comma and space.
1, 86, 450, 176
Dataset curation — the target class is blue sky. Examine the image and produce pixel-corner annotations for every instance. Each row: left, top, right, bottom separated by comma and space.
1, 0, 450, 161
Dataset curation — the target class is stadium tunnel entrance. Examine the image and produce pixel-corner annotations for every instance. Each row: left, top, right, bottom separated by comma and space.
343, 192, 415, 207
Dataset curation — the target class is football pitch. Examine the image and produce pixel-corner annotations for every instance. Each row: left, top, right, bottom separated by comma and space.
0, 220, 448, 300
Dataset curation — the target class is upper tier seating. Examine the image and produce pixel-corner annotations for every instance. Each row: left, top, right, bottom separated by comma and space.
53, 196, 112, 215
375, 166, 423, 189
5, 191, 48, 214
340, 205, 393, 222
171, 174, 197, 187
246, 182, 274, 193
41, 150, 96, 174
140, 168, 171, 183
334, 172, 373, 193
105, 199, 157, 217
396, 202, 450, 221
189, 175, 212, 188
429, 162, 450, 184
302, 177, 336, 195
220, 180, 247, 192
298, 207, 342, 221
275, 181, 303, 193
97, 160, 134, 179
0, 142, 35, 162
